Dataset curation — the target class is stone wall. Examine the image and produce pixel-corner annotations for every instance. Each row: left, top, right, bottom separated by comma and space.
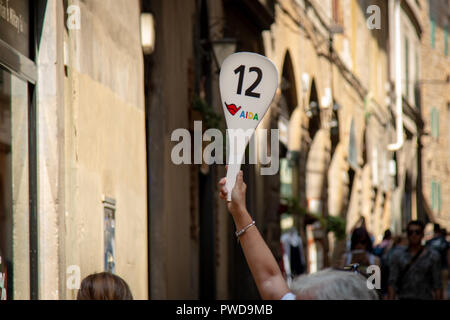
62, 0, 148, 299
419, 0, 450, 229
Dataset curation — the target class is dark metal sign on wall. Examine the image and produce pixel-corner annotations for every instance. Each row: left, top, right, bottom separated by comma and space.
0, 0, 30, 57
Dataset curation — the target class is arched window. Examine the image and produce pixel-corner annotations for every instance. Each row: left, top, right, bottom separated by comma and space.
348, 118, 357, 169
307, 80, 320, 140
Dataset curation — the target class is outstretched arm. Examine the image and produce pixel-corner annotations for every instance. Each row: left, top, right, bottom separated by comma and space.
219, 171, 290, 300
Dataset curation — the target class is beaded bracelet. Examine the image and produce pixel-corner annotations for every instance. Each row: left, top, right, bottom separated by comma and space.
235, 221, 256, 243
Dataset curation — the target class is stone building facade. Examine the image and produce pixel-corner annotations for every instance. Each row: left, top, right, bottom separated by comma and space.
61, 0, 148, 299
419, 0, 450, 230
257, 0, 397, 272
0, 0, 148, 299
384, 0, 425, 234
146, 0, 430, 299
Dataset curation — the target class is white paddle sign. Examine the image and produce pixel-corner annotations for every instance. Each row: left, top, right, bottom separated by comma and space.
219, 52, 279, 201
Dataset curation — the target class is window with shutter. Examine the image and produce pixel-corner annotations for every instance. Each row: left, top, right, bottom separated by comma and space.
437, 183, 441, 212
405, 37, 409, 99
431, 181, 436, 211
430, 109, 434, 137
432, 181, 442, 214
435, 109, 440, 138
431, 108, 440, 138
430, 2, 436, 48
445, 24, 448, 56
428, 0, 436, 49
348, 119, 357, 169
431, 21, 435, 48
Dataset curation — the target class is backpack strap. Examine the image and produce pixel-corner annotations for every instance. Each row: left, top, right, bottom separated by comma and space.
396, 246, 425, 291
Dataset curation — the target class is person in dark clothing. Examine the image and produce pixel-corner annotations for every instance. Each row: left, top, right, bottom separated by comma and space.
281, 228, 305, 279
388, 221, 442, 300
374, 229, 394, 298
340, 227, 380, 275
426, 224, 449, 299
374, 229, 393, 257
290, 243, 304, 276
426, 224, 449, 270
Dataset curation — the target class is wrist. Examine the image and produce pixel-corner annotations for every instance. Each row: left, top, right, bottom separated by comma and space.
231, 208, 252, 230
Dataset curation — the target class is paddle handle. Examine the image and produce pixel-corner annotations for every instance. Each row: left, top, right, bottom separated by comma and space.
225, 162, 242, 202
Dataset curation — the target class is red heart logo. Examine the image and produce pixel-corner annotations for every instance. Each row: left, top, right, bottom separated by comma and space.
225, 102, 242, 116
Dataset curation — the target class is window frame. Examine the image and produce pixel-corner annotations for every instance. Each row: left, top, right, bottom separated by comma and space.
0, 0, 38, 300
445, 24, 448, 56
430, 107, 440, 138
405, 36, 409, 99
430, 6, 436, 49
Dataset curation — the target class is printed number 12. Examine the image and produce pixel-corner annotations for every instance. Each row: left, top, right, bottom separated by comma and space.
234, 65, 262, 98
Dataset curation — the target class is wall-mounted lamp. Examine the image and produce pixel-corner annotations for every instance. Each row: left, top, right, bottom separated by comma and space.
388, 159, 397, 176
321, 88, 332, 108
306, 101, 319, 118
301, 73, 310, 93
140, 13, 155, 55
330, 118, 339, 136
330, 102, 340, 136
211, 38, 237, 70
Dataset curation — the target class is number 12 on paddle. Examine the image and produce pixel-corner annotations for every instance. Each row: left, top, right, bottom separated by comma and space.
234, 65, 262, 98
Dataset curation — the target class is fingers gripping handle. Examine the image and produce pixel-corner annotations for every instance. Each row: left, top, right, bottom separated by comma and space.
225, 163, 241, 202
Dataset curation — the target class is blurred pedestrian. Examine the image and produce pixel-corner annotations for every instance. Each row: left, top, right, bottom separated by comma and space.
281, 227, 306, 285
383, 235, 404, 264
218, 169, 378, 300
382, 235, 405, 295
77, 272, 133, 300
441, 228, 450, 299
374, 229, 393, 257
426, 224, 449, 299
424, 222, 435, 242
388, 220, 442, 300
373, 229, 394, 298
340, 227, 380, 275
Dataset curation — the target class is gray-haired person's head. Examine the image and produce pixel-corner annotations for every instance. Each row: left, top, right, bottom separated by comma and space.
290, 268, 379, 300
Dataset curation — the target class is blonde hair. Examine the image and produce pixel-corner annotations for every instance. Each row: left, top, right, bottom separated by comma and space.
290, 268, 379, 300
